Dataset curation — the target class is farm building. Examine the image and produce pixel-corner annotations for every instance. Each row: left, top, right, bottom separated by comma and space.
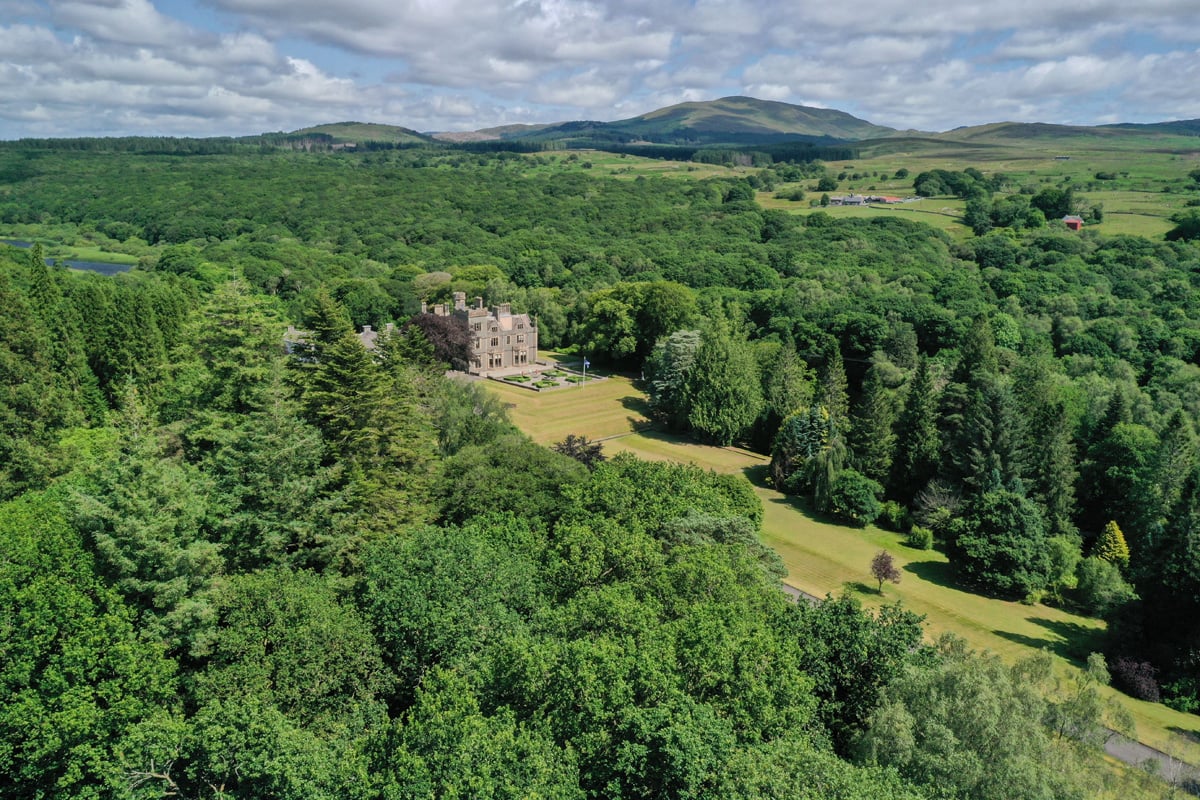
1063, 215, 1084, 231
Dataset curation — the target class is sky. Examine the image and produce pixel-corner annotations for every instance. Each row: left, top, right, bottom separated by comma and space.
2, 0, 1200, 139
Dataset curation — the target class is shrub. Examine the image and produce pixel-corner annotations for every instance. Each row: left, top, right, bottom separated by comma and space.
827, 469, 882, 527
534, 380, 557, 388
774, 187, 806, 202
877, 500, 910, 532
1021, 589, 1046, 606
782, 470, 810, 496
905, 526, 934, 551
1111, 657, 1160, 702
503, 375, 531, 383
1074, 556, 1136, 617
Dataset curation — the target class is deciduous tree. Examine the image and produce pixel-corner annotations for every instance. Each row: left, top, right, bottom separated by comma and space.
871, 550, 902, 593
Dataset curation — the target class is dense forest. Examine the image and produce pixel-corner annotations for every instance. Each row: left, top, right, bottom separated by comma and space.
2, 143, 1199, 798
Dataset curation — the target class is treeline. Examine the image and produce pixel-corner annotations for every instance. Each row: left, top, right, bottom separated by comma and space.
0, 242, 1160, 799
0, 131, 854, 165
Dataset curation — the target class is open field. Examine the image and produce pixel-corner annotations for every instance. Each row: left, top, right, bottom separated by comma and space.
758, 193, 973, 239
486, 369, 1200, 767
522, 134, 1200, 241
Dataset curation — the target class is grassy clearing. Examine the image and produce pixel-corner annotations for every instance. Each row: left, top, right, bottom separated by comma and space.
51, 243, 138, 265
487, 374, 1200, 767
519, 150, 755, 182
1, 224, 149, 265
758, 193, 972, 239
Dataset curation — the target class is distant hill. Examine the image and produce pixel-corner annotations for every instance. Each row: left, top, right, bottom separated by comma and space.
289, 122, 434, 145
935, 121, 1131, 143
292, 104, 1200, 154
440, 97, 895, 147
619, 96, 894, 141
432, 123, 556, 143
1100, 119, 1200, 136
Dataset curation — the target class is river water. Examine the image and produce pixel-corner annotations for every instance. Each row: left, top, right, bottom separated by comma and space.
2, 239, 134, 276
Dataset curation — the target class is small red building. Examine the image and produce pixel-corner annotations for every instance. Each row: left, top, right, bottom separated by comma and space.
1063, 215, 1084, 231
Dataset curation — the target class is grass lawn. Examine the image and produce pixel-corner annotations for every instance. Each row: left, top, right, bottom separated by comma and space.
486, 373, 1200, 766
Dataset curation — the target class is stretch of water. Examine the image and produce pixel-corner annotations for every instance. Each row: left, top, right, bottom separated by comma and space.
2, 239, 134, 276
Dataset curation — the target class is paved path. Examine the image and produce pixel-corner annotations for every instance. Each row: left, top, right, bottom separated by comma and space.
1104, 730, 1200, 795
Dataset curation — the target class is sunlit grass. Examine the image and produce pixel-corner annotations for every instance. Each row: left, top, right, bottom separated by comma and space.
489, 374, 1200, 766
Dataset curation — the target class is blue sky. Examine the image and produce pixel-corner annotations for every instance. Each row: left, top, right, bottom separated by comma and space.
1, 0, 1199, 138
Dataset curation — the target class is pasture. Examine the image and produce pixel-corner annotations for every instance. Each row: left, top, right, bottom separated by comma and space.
487, 369, 1200, 767
529, 133, 1200, 242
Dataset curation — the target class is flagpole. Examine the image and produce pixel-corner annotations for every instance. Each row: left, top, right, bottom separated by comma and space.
582, 355, 588, 388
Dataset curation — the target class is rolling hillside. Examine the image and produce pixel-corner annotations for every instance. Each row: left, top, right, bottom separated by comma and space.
621, 95, 894, 140
289, 121, 434, 144
438, 96, 895, 147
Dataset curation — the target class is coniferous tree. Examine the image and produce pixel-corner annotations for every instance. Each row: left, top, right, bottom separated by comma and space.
939, 317, 998, 488
756, 341, 814, 450
1131, 468, 1200, 710
951, 316, 998, 386
849, 363, 897, 485
1155, 409, 1196, 524
771, 405, 832, 492
954, 375, 1026, 498
646, 329, 701, 431
1094, 520, 1131, 569
1026, 400, 1079, 539
816, 341, 850, 432
1078, 421, 1160, 546
0, 268, 80, 498
889, 357, 939, 504
684, 321, 763, 446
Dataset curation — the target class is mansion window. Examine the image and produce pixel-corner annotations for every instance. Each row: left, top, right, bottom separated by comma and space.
491, 337, 499, 347
516, 334, 525, 343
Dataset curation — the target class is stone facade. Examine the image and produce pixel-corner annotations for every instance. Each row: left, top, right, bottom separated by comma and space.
427, 292, 538, 376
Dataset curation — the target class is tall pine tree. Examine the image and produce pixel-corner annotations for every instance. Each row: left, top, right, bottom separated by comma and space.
1026, 400, 1079, 539
849, 362, 897, 485
816, 340, 850, 432
889, 356, 940, 504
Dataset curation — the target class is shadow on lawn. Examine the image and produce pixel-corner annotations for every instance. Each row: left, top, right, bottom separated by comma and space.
619, 394, 653, 419
743, 464, 771, 486
763, 490, 852, 528
843, 581, 880, 597
992, 616, 1106, 665
1170, 727, 1200, 746
902, 559, 957, 590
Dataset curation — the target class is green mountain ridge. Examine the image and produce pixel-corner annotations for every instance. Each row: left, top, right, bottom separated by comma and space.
292, 100, 1200, 151
491, 96, 895, 146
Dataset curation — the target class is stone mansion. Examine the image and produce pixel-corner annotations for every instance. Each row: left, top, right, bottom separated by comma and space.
426, 292, 538, 376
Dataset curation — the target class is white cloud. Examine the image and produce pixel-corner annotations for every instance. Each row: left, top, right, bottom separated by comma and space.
49, 0, 192, 47
3, 0, 1200, 137
533, 68, 626, 109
